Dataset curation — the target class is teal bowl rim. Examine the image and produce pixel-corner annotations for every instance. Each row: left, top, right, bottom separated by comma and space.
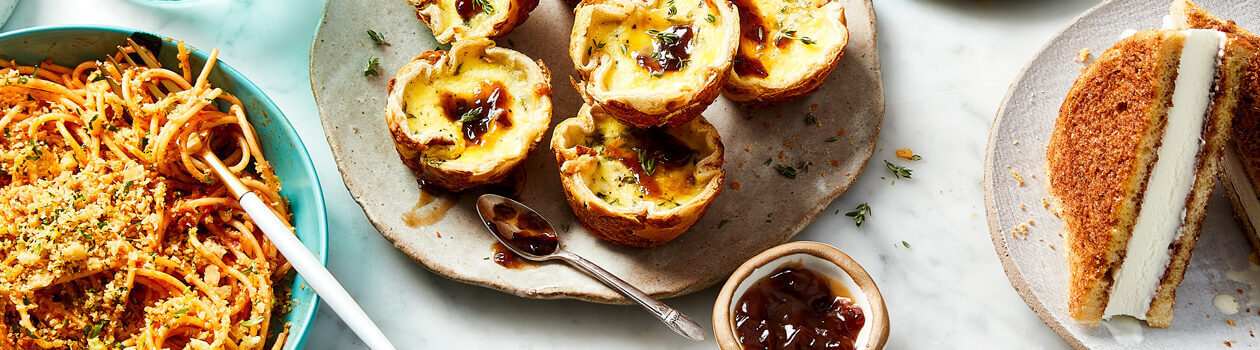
0, 24, 327, 349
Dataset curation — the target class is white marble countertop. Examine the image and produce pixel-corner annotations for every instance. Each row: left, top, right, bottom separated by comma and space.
3, 0, 1108, 348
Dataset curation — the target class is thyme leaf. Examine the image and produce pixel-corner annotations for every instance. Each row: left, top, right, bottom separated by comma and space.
845, 203, 871, 227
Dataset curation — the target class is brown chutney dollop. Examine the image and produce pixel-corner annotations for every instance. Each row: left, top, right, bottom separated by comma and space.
733, 264, 865, 350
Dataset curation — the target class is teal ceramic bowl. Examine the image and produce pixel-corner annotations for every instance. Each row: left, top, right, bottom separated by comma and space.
0, 25, 326, 349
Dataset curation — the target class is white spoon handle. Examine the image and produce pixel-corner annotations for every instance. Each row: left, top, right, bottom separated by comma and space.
239, 193, 397, 350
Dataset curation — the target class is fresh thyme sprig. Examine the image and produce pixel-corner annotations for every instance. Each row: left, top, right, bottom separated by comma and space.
646, 29, 681, 45
637, 149, 656, 175
364, 57, 380, 76
774, 30, 816, 45
774, 165, 798, 179
459, 107, 484, 123
845, 203, 871, 227
367, 30, 388, 45
885, 160, 912, 179
474, 0, 496, 14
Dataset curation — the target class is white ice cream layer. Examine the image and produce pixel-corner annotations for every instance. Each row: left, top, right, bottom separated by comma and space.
1104, 29, 1225, 320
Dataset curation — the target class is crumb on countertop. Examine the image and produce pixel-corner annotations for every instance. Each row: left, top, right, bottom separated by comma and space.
895, 148, 917, 161
1011, 169, 1025, 186
1012, 223, 1030, 239
730, 182, 741, 190
1075, 48, 1091, 63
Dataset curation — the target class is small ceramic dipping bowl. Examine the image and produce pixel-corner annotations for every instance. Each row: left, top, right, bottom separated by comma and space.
713, 241, 890, 349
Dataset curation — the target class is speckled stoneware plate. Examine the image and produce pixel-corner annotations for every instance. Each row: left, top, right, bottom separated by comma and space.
311, 0, 882, 303
986, 0, 1260, 348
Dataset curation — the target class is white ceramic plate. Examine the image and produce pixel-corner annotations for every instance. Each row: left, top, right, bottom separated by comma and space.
986, 0, 1260, 348
311, 0, 883, 303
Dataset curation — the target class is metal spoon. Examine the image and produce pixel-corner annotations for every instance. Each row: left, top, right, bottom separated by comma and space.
474, 194, 706, 341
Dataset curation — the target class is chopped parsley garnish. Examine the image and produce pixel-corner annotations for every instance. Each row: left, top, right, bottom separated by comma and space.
825, 136, 838, 142
718, 219, 730, 228
367, 30, 388, 45
174, 307, 190, 316
884, 160, 912, 179
364, 57, 380, 76
845, 203, 870, 227
901, 241, 911, 248
25, 139, 42, 160
87, 320, 105, 338
705, 14, 716, 23
241, 317, 264, 327
912, 154, 923, 161
805, 112, 818, 126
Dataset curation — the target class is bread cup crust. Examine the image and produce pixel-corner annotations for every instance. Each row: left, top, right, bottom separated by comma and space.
551, 104, 725, 247
722, 0, 848, 107
410, 0, 539, 43
386, 38, 552, 191
569, 0, 739, 128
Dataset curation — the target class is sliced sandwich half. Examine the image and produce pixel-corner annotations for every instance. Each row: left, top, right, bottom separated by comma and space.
1048, 28, 1253, 327
1168, 0, 1260, 257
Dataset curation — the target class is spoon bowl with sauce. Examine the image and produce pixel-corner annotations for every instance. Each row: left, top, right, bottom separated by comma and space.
474, 194, 707, 341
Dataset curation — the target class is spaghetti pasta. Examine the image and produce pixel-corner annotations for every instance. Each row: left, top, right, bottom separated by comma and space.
0, 41, 295, 349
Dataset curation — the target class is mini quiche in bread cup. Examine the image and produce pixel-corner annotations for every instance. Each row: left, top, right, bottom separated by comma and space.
570, 0, 739, 128
724, 0, 848, 106
386, 38, 552, 191
551, 104, 725, 248
410, 0, 539, 43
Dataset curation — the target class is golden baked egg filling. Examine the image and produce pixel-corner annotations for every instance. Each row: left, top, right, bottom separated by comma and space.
410, 0, 538, 43
386, 38, 551, 191
551, 105, 724, 247
584, 0, 725, 90
723, 0, 847, 105
581, 117, 705, 209
731, 0, 844, 79
401, 60, 535, 164
570, 0, 738, 127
